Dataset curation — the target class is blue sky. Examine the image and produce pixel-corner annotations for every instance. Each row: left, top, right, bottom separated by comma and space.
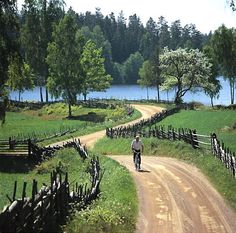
18, 0, 236, 33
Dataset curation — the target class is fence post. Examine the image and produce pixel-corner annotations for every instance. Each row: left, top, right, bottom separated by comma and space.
9, 137, 13, 150
28, 139, 31, 158
192, 129, 198, 148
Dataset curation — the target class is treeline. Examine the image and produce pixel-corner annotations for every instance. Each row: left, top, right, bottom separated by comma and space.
75, 9, 208, 84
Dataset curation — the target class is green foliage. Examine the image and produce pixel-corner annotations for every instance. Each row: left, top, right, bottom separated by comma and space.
77, 25, 113, 77
81, 40, 112, 99
210, 25, 236, 104
160, 47, 212, 105
138, 60, 154, 87
46, 13, 84, 116
7, 56, 34, 100
123, 52, 144, 84
0, 0, 20, 124
21, 0, 65, 102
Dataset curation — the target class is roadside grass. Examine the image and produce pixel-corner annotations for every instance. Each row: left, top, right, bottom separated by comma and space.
64, 155, 138, 233
93, 137, 236, 212
153, 109, 236, 152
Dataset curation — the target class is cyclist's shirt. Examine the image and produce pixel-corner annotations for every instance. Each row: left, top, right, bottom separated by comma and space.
131, 140, 143, 151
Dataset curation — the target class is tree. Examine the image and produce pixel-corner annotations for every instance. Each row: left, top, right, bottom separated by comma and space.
150, 46, 163, 101
140, 17, 158, 59
160, 47, 212, 105
46, 13, 84, 117
203, 44, 221, 107
123, 52, 144, 84
0, 0, 20, 124
7, 55, 34, 101
80, 40, 112, 100
157, 16, 170, 49
138, 60, 154, 98
210, 25, 236, 105
229, 0, 236, 11
170, 20, 182, 50
77, 25, 113, 78
21, 0, 44, 101
21, 0, 65, 102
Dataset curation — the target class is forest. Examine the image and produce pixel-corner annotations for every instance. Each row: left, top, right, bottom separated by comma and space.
1, 0, 236, 119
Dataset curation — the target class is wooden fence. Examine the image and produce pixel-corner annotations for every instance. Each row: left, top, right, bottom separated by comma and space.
211, 133, 236, 178
0, 157, 102, 233
106, 107, 180, 139
0, 138, 31, 155
0, 137, 88, 162
29, 139, 88, 162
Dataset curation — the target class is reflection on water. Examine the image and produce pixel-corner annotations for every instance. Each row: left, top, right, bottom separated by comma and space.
10, 77, 233, 106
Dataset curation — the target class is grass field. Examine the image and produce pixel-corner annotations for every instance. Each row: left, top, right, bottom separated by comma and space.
0, 103, 141, 144
153, 108, 236, 152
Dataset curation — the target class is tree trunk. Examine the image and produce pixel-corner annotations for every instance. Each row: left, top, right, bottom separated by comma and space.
40, 86, 43, 102
156, 84, 160, 102
174, 94, 182, 106
146, 87, 149, 100
45, 87, 49, 103
18, 91, 21, 102
230, 78, 235, 105
68, 101, 72, 118
210, 96, 214, 108
83, 93, 87, 101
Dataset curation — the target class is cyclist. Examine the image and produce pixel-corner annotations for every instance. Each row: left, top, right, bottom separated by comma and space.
131, 135, 144, 171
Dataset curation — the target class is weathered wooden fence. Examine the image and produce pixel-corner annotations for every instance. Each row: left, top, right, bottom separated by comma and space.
211, 133, 236, 178
29, 139, 88, 162
0, 157, 102, 233
0, 138, 31, 155
106, 107, 180, 139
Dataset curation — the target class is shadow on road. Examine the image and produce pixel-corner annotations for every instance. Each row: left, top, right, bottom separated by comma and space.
138, 169, 150, 173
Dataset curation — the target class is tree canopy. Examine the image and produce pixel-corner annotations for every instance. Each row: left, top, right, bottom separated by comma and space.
80, 40, 112, 100
210, 25, 236, 104
46, 13, 83, 117
160, 48, 212, 105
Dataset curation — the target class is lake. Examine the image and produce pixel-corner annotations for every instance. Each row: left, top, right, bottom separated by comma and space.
9, 77, 233, 106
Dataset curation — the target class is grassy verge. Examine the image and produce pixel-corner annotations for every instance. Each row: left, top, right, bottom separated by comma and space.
64, 155, 138, 233
93, 137, 236, 212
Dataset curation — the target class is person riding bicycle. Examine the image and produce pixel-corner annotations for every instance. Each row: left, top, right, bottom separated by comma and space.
131, 135, 144, 170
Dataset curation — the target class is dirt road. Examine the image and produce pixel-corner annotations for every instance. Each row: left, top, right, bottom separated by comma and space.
111, 156, 236, 233
50, 104, 236, 233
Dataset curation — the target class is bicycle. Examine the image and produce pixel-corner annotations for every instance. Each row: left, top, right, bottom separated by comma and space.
133, 149, 141, 171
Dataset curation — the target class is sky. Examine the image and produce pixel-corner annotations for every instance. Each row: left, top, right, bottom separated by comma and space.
18, 0, 236, 34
